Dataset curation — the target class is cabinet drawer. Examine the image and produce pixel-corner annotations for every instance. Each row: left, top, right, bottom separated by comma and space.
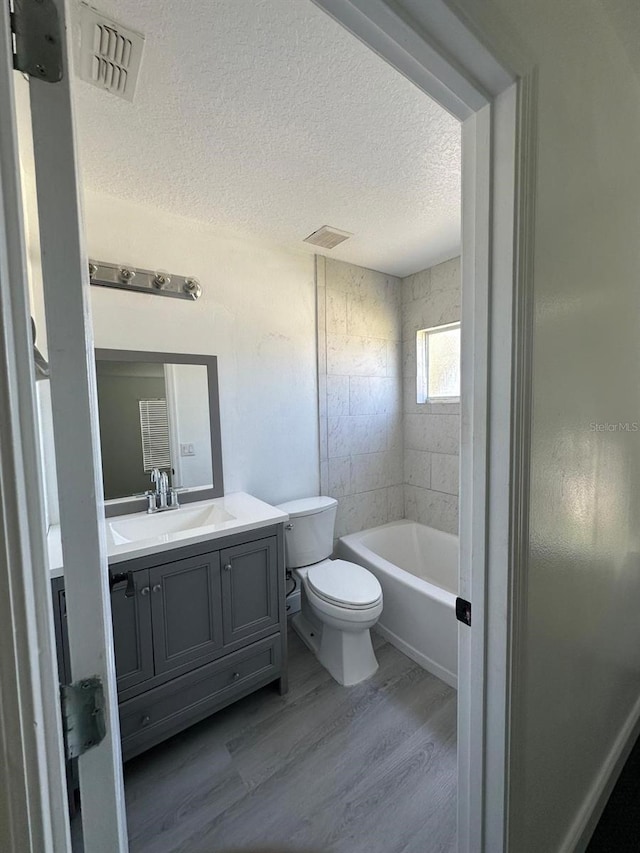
119, 634, 281, 754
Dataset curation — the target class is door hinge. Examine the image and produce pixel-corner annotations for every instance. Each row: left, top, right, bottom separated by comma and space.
455, 597, 472, 627
60, 677, 107, 760
10, 0, 63, 83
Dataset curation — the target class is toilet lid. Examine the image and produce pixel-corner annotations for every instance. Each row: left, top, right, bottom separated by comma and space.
307, 560, 382, 608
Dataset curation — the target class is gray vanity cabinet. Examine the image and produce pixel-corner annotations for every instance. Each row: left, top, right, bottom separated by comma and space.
52, 523, 287, 769
110, 570, 154, 693
221, 537, 279, 644
149, 551, 223, 675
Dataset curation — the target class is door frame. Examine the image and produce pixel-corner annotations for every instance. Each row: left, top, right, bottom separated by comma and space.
0, 0, 128, 850
311, 2, 534, 851
0, 0, 535, 850
0, 4, 71, 850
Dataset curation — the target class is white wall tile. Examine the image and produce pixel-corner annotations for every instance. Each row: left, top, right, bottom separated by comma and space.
350, 450, 403, 493
402, 337, 416, 378
404, 485, 458, 535
403, 267, 431, 304
349, 376, 399, 415
404, 448, 431, 489
427, 401, 461, 416
386, 340, 402, 378
404, 413, 429, 452
326, 258, 401, 306
318, 373, 327, 419
401, 256, 460, 532
320, 460, 329, 495
387, 484, 404, 521
319, 415, 328, 462
347, 295, 401, 339
328, 456, 351, 497
430, 452, 459, 495
334, 489, 389, 539
317, 287, 326, 374
327, 375, 349, 417
326, 288, 347, 335
326, 334, 387, 376
405, 413, 459, 454
386, 413, 404, 452
327, 415, 387, 457
403, 375, 424, 414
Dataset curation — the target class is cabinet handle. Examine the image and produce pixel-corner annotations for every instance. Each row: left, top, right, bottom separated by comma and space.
141, 715, 151, 727
232, 671, 241, 681
224, 563, 232, 572
140, 586, 150, 596
152, 584, 161, 593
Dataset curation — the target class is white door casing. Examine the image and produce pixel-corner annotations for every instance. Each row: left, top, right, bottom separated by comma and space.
0, 3, 71, 850
310, 2, 530, 851
2, 0, 128, 850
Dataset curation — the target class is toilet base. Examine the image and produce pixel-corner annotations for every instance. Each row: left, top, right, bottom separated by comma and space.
291, 611, 379, 687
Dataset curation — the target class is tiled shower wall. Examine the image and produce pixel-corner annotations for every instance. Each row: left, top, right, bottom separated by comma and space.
317, 257, 404, 539
402, 257, 461, 534
317, 255, 461, 538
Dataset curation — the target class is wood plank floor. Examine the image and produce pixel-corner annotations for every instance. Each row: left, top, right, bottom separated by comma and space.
74, 629, 457, 853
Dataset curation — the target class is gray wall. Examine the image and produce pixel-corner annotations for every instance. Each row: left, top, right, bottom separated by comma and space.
317, 257, 404, 539
395, 2, 640, 850
401, 257, 461, 534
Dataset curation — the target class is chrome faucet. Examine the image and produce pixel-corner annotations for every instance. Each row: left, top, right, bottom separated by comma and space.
146, 468, 180, 513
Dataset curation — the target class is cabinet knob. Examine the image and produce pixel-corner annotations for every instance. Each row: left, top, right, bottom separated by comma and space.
140, 586, 150, 596
232, 671, 241, 681
141, 715, 151, 727
224, 563, 232, 572
152, 584, 161, 593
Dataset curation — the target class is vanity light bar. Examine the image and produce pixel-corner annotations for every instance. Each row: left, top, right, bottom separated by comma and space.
89, 260, 202, 301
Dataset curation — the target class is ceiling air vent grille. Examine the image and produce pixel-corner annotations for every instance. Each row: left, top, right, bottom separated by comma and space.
303, 225, 353, 250
77, 3, 145, 102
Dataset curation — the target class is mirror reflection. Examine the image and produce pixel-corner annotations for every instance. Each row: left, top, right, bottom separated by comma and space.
96, 359, 213, 501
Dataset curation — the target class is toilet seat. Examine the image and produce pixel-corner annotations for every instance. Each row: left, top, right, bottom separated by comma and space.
306, 559, 382, 610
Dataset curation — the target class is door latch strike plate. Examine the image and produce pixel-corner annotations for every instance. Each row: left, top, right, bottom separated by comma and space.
11, 0, 63, 83
455, 597, 472, 627
60, 677, 107, 760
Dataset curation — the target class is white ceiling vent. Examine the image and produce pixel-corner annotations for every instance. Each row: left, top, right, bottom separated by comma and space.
77, 3, 145, 102
303, 225, 353, 250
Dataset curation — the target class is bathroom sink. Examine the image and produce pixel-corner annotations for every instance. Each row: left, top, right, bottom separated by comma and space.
108, 504, 236, 546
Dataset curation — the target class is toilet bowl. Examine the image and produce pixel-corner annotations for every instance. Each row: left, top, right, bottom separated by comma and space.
276, 497, 383, 686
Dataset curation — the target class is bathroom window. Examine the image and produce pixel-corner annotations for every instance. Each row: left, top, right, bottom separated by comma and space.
416, 322, 461, 403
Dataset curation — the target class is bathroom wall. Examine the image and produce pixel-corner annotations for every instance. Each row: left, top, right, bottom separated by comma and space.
317, 257, 404, 539
31, 188, 320, 521
395, 2, 640, 851
401, 257, 461, 534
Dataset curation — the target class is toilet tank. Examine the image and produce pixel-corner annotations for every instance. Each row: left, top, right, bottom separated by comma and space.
275, 496, 338, 568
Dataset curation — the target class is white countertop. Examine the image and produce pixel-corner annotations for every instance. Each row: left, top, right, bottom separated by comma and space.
47, 491, 289, 578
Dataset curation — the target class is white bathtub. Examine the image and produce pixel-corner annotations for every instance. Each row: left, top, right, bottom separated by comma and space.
336, 519, 458, 688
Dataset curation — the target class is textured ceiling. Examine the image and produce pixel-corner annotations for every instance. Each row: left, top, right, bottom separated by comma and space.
72, 0, 461, 277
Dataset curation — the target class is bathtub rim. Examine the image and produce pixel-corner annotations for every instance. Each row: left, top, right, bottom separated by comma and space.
338, 519, 459, 603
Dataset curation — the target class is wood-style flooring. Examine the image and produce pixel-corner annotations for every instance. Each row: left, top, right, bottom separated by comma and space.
74, 629, 457, 853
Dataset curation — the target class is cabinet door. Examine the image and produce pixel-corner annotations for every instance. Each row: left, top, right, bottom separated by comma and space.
221, 536, 279, 645
111, 569, 154, 694
150, 551, 223, 676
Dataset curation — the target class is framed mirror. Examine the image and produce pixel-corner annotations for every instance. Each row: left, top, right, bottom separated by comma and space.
95, 349, 224, 516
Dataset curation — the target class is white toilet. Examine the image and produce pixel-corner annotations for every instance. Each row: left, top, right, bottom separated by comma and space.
276, 496, 383, 686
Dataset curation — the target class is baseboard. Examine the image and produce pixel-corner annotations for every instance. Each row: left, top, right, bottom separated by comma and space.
374, 623, 457, 689
560, 691, 640, 853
